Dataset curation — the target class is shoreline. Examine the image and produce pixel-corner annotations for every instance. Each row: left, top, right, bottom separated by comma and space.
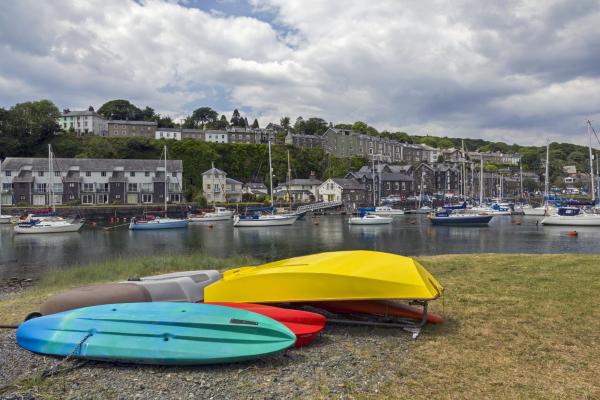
1, 253, 599, 399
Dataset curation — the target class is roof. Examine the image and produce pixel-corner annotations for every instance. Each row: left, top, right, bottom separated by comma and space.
244, 182, 267, 189
107, 120, 157, 126
1, 157, 183, 172
288, 178, 322, 185
329, 178, 365, 190
349, 171, 413, 181
202, 167, 226, 176
61, 110, 105, 119
157, 128, 181, 133
226, 177, 243, 185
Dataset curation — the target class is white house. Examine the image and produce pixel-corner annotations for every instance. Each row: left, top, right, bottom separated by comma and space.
274, 174, 322, 203
57, 108, 108, 136
318, 178, 367, 205
225, 178, 243, 202
205, 130, 228, 143
202, 165, 227, 203
156, 128, 181, 140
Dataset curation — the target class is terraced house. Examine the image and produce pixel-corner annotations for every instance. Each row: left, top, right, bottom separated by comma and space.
0, 158, 183, 206
57, 107, 108, 136
107, 120, 157, 138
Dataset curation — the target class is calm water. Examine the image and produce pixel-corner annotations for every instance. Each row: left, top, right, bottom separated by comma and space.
1, 214, 598, 280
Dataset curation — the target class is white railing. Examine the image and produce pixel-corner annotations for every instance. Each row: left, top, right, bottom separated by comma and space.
296, 201, 343, 212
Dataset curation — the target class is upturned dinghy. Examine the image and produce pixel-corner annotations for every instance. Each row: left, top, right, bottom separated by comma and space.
204, 251, 443, 303
17, 303, 296, 365
208, 302, 326, 347
38, 270, 221, 316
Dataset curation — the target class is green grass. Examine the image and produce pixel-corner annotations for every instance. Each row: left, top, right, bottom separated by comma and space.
0, 253, 258, 325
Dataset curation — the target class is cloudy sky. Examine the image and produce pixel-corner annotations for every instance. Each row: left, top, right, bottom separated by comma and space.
1, 0, 599, 145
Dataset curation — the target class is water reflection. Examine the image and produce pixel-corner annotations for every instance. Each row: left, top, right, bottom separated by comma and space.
1, 214, 600, 280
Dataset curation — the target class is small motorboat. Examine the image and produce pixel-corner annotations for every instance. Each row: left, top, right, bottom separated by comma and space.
204, 251, 444, 303
17, 303, 296, 365
348, 214, 393, 225
428, 210, 493, 226
0, 214, 12, 224
129, 215, 188, 230
188, 207, 233, 222
233, 213, 298, 227
541, 207, 600, 226
414, 205, 433, 214
13, 218, 84, 234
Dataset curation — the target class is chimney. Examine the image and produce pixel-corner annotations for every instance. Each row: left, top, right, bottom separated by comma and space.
310, 171, 316, 178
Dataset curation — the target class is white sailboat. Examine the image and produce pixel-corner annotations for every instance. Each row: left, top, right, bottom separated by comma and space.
414, 170, 432, 214
523, 142, 556, 216
233, 141, 298, 227
542, 121, 599, 226
14, 145, 84, 234
349, 155, 392, 225
0, 159, 12, 223
130, 145, 188, 230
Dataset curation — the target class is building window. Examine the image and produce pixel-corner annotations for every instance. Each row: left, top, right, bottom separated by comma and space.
4, 171, 10, 177
115, 194, 121, 199
83, 183, 94, 192
82, 194, 94, 204
38, 171, 44, 177
20, 195, 25, 201
145, 171, 151, 177
35, 183, 46, 192
85, 171, 91, 177
55, 171, 61, 177
142, 194, 152, 203
172, 172, 176, 177
69, 194, 75, 200
207, 184, 211, 190
128, 183, 138, 192
97, 194, 108, 204
101, 171, 107, 177
130, 171, 135, 177
69, 183, 75, 188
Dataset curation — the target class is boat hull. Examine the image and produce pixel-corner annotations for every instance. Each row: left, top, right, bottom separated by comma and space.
541, 215, 600, 226
348, 216, 393, 225
430, 215, 493, 226
17, 303, 296, 365
204, 251, 444, 303
13, 221, 84, 234
188, 214, 231, 222
207, 302, 326, 347
0, 215, 12, 224
129, 219, 188, 230
233, 214, 297, 227
306, 300, 444, 324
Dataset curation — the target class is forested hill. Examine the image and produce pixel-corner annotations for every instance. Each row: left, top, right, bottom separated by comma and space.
1, 99, 599, 186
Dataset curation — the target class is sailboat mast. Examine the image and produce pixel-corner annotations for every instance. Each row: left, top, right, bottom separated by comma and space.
164, 145, 167, 212
479, 156, 483, 204
287, 150, 292, 209
371, 155, 376, 207
377, 155, 382, 207
268, 141, 274, 210
48, 144, 55, 213
419, 171, 424, 208
519, 159, 523, 200
587, 121, 595, 203
544, 142, 549, 204
211, 161, 216, 208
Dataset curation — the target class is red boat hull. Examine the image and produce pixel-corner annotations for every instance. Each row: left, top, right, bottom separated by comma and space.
306, 300, 444, 324
208, 302, 326, 347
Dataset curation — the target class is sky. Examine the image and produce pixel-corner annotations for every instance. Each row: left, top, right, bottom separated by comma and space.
1, 0, 600, 146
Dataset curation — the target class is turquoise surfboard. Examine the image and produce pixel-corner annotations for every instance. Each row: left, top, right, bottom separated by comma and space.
16, 302, 296, 365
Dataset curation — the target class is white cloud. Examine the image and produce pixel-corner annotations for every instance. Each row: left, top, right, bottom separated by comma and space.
1, 0, 599, 145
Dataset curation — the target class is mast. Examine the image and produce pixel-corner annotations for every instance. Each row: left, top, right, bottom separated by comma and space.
419, 170, 424, 208
371, 155, 376, 207
544, 142, 549, 204
211, 161, 216, 208
479, 156, 483, 205
164, 145, 167, 212
268, 141, 274, 211
519, 159, 523, 201
48, 144, 55, 212
587, 121, 595, 203
377, 155, 382, 207
287, 150, 292, 210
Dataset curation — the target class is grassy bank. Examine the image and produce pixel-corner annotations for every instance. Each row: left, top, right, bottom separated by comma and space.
1, 253, 599, 399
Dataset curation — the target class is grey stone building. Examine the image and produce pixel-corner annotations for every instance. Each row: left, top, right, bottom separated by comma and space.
1, 158, 183, 206
346, 164, 414, 203
318, 178, 368, 210
412, 163, 461, 195
285, 132, 326, 148
107, 120, 157, 138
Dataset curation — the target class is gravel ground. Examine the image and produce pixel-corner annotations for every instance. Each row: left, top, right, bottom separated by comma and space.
0, 324, 411, 399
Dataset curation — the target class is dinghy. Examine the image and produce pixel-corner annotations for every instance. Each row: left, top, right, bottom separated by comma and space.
306, 300, 444, 324
17, 303, 296, 365
208, 302, 326, 347
204, 251, 443, 303
38, 270, 222, 316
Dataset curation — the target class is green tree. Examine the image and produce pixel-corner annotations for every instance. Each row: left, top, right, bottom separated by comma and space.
280, 116, 290, 129
230, 109, 243, 127
98, 100, 142, 120
304, 118, 328, 135
293, 116, 305, 134
251, 118, 259, 129
191, 107, 219, 128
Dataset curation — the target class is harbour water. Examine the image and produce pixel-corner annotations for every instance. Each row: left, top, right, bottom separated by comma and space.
1, 214, 598, 280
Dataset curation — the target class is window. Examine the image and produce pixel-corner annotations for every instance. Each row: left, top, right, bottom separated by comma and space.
69, 194, 75, 200
20, 195, 25, 201
97, 194, 108, 204
145, 171, 150, 177
55, 171, 61, 177
85, 171, 91, 177
83, 183, 94, 192
115, 194, 121, 199
395, 182, 399, 190
207, 184, 211, 190
141, 183, 152, 192
35, 183, 46, 192
82, 194, 94, 204
4, 171, 10, 177
101, 171, 107, 177
128, 183, 138, 192
38, 171, 44, 177
69, 183, 75, 188
387, 183, 391, 190
130, 171, 135, 177
172, 172, 176, 177
142, 194, 152, 203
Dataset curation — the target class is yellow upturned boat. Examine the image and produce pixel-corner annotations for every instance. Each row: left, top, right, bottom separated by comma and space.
204, 251, 443, 303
